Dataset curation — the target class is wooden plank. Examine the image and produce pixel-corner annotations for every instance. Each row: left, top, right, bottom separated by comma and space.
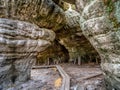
84, 73, 102, 80
56, 65, 70, 90
32, 65, 70, 90
32, 65, 56, 69
77, 73, 103, 81
56, 65, 66, 90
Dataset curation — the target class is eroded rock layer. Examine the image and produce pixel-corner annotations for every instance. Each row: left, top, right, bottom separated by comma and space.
0, 0, 65, 30
76, 0, 120, 89
37, 40, 69, 65
0, 0, 120, 89
0, 18, 55, 89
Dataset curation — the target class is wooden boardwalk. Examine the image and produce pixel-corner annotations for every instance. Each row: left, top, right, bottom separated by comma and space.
32, 65, 70, 90
56, 65, 70, 90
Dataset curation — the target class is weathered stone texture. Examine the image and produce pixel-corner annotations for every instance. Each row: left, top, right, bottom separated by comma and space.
55, 8, 99, 64
62, 0, 75, 4
65, 9, 80, 29
0, 0, 120, 89
0, 18, 55, 89
0, 0, 65, 30
76, 0, 120, 89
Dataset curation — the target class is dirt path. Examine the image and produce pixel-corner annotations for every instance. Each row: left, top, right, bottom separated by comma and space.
31, 68, 62, 90
61, 64, 106, 90
29, 64, 106, 90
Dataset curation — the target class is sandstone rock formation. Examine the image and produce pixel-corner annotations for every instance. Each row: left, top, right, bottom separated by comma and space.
0, 18, 55, 89
37, 40, 69, 65
0, 0, 120, 90
55, 7, 100, 64
75, 0, 120, 89
0, 0, 65, 30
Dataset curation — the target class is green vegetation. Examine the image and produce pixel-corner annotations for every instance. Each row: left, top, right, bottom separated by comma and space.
104, 0, 119, 31
105, 0, 114, 14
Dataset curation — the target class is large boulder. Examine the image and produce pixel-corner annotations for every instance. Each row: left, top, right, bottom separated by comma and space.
0, 18, 55, 89
76, 0, 120, 89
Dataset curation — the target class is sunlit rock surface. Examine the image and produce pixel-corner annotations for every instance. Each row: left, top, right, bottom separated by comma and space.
0, 18, 55, 89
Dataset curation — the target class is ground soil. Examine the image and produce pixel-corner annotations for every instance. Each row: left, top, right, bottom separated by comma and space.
31, 67, 62, 90
29, 63, 106, 90
61, 63, 106, 90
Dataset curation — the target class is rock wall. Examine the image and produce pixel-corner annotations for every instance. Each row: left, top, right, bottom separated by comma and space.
37, 40, 69, 65
0, 0, 65, 30
56, 8, 100, 64
76, 0, 120, 89
0, 18, 55, 89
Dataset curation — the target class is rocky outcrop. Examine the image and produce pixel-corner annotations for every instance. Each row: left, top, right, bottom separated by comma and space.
55, 8, 100, 64
0, 0, 65, 30
0, 0, 120, 89
37, 40, 69, 65
55, 8, 81, 38
0, 18, 55, 89
75, 0, 120, 89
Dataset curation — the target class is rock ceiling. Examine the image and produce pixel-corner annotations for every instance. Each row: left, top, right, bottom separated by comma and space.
37, 1, 100, 64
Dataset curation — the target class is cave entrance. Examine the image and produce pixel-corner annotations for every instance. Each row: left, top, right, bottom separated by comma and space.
35, 34, 101, 67
31, 28, 103, 90
35, 40, 69, 66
